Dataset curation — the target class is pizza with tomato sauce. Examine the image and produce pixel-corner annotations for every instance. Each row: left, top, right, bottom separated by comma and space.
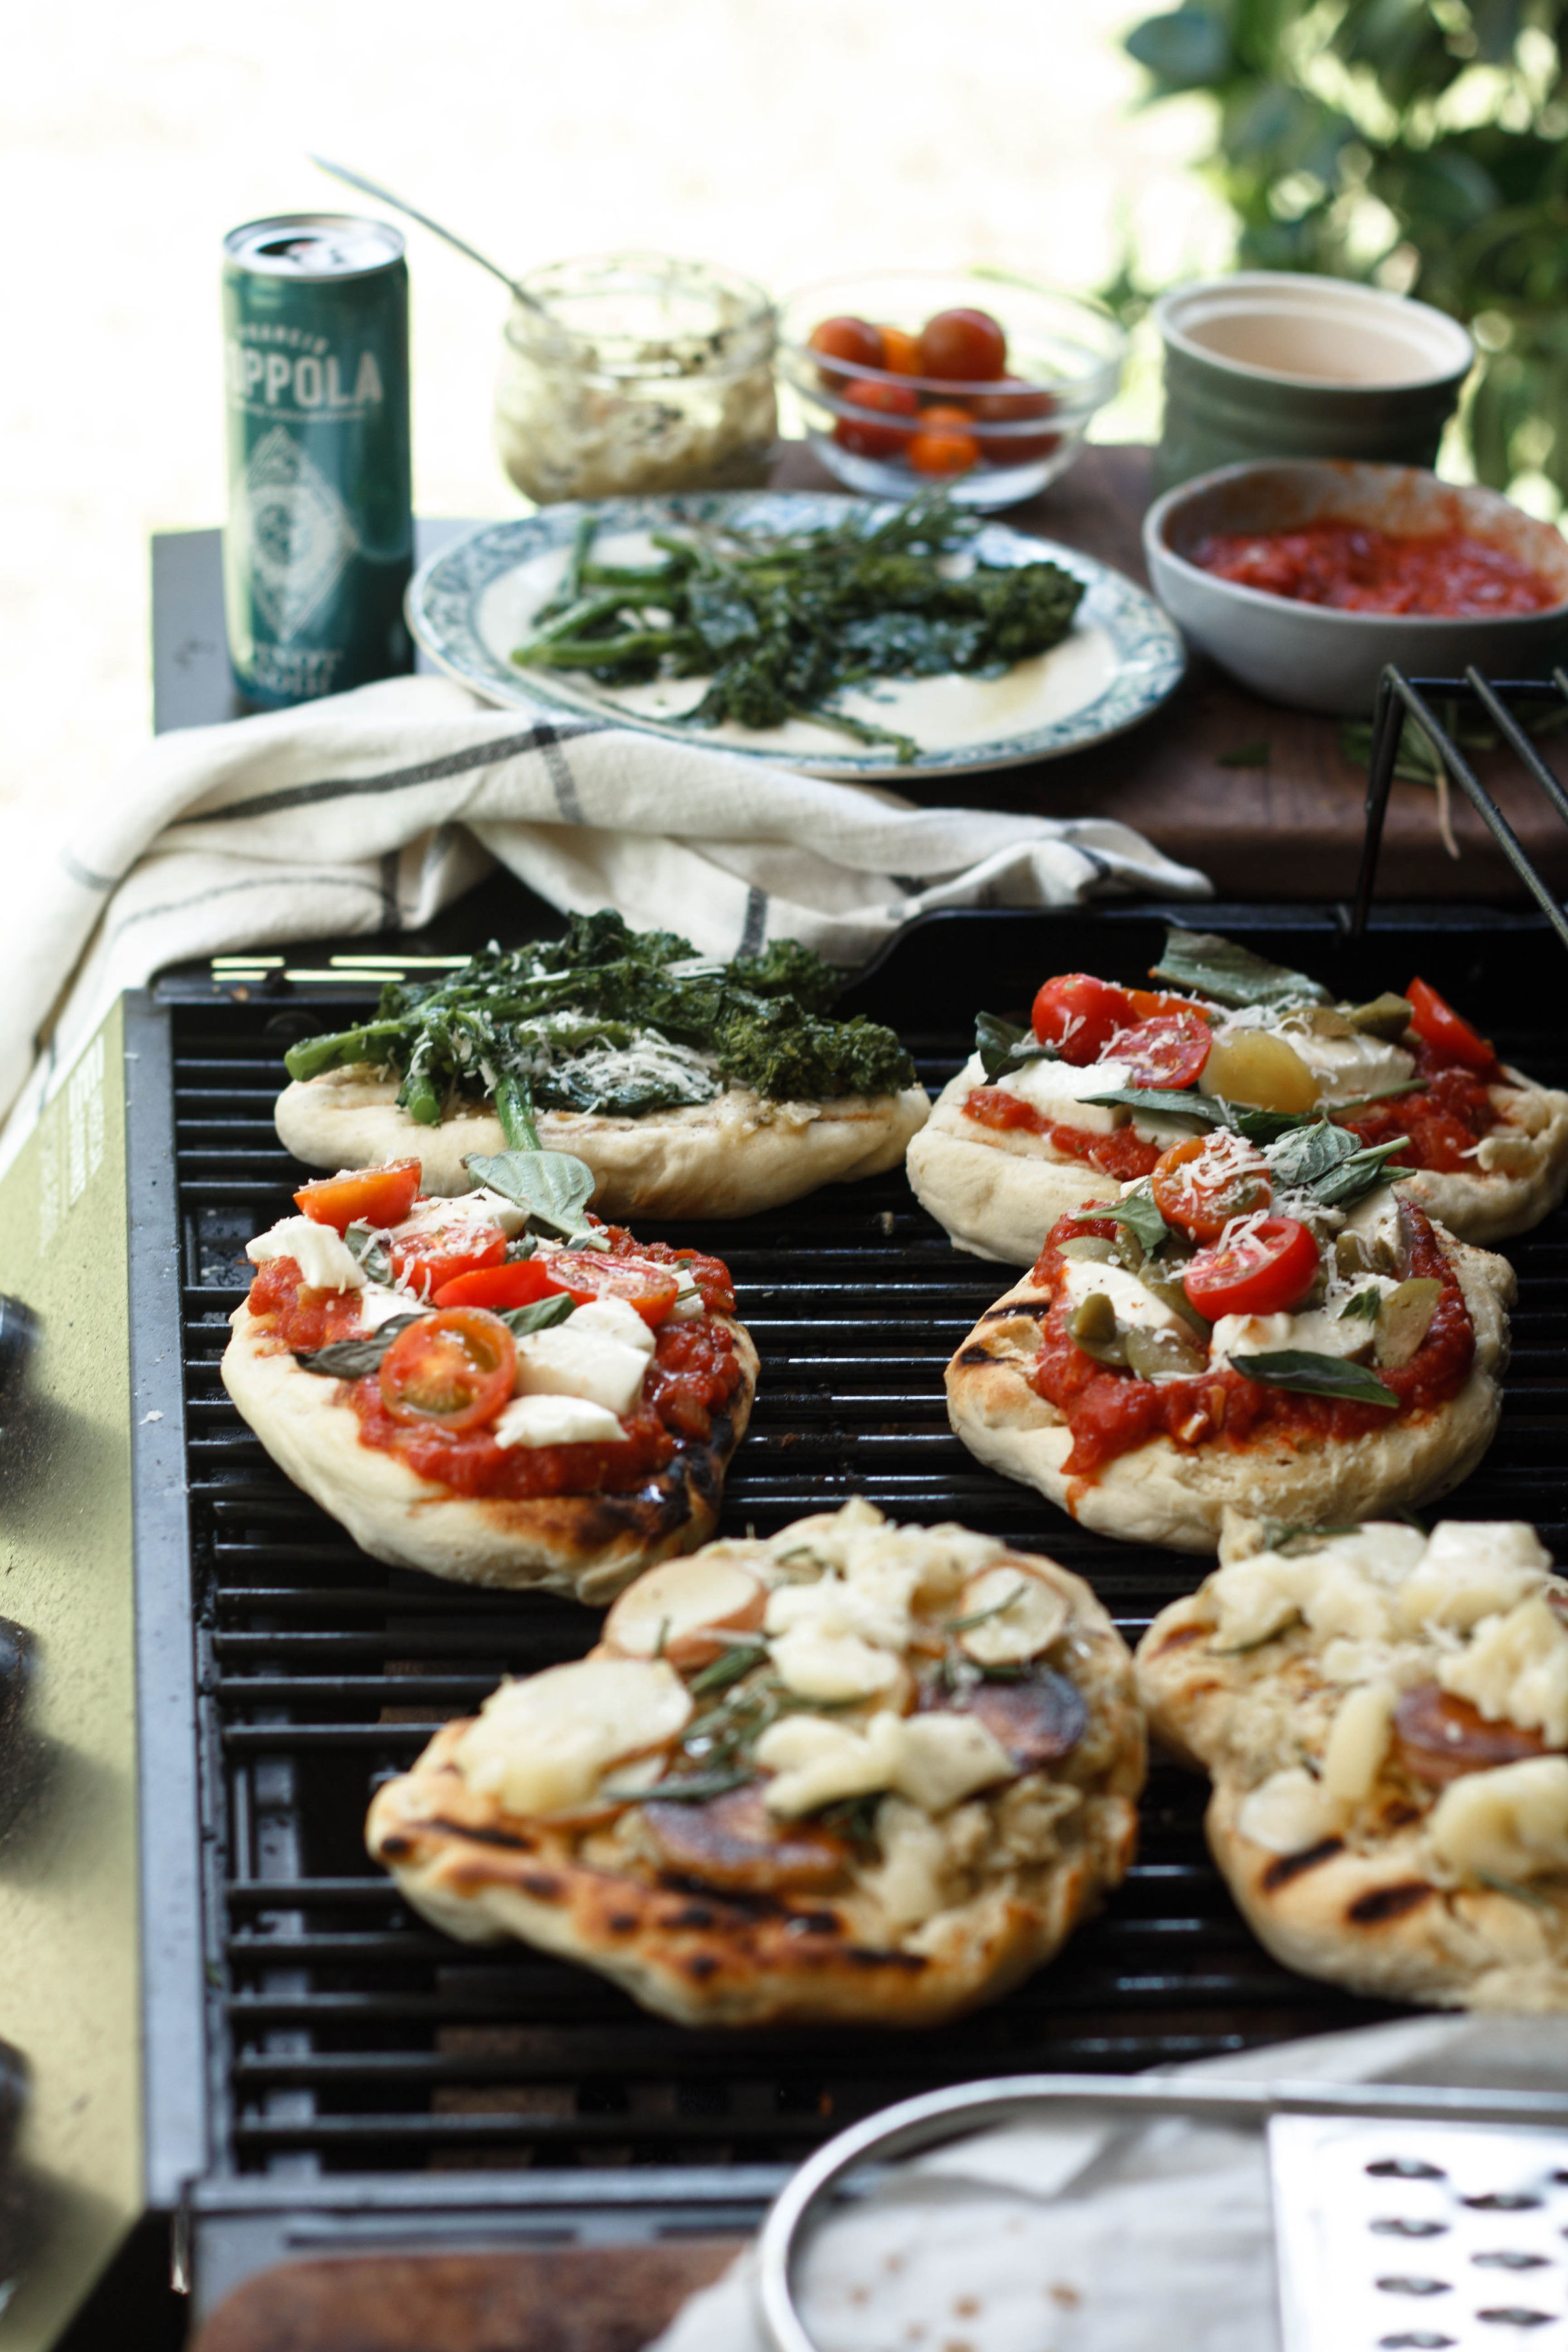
365, 1500, 1143, 2028
1138, 1512, 1568, 2011
907, 925, 1568, 1263
943, 1119, 1514, 1554
220, 1156, 758, 1600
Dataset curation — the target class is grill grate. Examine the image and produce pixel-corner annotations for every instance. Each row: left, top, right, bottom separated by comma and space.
167, 923, 1568, 2184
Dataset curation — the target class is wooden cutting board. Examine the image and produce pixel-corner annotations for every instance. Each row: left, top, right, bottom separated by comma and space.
769, 440, 1568, 902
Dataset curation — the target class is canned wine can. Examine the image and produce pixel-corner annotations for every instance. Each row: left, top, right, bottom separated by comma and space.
222, 214, 412, 706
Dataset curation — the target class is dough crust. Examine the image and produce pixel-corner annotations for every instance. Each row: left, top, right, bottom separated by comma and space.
943, 1228, 1515, 1556
1396, 1069, 1568, 1246
220, 1306, 757, 1603
366, 1527, 1145, 2028
276, 1068, 930, 1218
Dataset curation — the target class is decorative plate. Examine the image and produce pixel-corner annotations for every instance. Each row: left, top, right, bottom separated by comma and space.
405, 491, 1184, 780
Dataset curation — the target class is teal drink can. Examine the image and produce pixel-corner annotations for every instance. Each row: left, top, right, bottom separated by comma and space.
221, 214, 413, 706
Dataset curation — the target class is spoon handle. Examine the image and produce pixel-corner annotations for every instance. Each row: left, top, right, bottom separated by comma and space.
308, 154, 542, 311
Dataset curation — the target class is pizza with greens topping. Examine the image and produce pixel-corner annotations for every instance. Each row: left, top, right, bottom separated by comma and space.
1139, 1511, 1568, 2011
365, 1501, 1143, 2028
907, 926, 1568, 1262
276, 911, 929, 1220
944, 1117, 1514, 1554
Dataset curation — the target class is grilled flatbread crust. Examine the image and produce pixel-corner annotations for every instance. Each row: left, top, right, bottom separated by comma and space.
220, 1305, 758, 1603
944, 1230, 1514, 1556
366, 1535, 1144, 2029
276, 1068, 931, 1217
909, 1065, 1568, 1265
1137, 1551, 1568, 2012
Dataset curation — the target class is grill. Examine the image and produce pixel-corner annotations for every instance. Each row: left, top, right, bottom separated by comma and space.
132, 897, 1567, 2300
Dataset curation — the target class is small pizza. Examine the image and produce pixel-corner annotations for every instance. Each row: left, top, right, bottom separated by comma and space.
366, 1501, 1143, 2029
220, 1157, 757, 1601
908, 925, 1568, 1261
276, 910, 929, 1218
1137, 1512, 1568, 2012
945, 1124, 1514, 1554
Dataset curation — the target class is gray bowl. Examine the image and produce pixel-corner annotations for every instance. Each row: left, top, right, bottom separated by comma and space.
1143, 459, 1568, 717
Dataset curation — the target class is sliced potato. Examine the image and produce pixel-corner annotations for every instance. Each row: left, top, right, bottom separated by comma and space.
956, 1563, 1070, 1666
1202, 1031, 1319, 1114
602, 1550, 768, 1669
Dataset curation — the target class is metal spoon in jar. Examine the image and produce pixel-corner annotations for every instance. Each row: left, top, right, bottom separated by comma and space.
308, 155, 549, 316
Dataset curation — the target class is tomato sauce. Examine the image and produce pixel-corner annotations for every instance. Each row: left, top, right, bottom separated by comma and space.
1028, 1205, 1472, 1478
962, 1087, 1162, 1181
243, 1221, 745, 1500
1190, 521, 1561, 617
1333, 1038, 1499, 1174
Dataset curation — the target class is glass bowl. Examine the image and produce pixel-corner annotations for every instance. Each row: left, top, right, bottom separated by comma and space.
777, 269, 1124, 508
495, 252, 777, 504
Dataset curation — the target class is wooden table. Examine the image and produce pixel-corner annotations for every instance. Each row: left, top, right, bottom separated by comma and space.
770, 440, 1568, 902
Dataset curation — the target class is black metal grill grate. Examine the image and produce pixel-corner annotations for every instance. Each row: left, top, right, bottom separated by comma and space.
167, 919, 1568, 2182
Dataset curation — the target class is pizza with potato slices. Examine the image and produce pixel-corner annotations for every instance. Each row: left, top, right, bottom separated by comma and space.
365, 1501, 1143, 2028
907, 925, 1568, 1263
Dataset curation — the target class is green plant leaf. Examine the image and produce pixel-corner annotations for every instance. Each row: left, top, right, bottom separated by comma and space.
1150, 928, 1330, 1009
465, 1149, 596, 1241
1264, 1119, 1408, 1206
1124, 5, 1232, 90
497, 1294, 576, 1339
293, 1316, 423, 1379
1105, 1183, 1170, 1256
344, 1220, 393, 1284
975, 1009, 1058, 1082
1232, 1349, 1399, 1407
1337, 1286, 1384, 1324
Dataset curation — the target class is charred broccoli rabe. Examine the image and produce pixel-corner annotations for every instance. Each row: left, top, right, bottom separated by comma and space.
283, 911, 916, 1124
510, 498, 1086, 762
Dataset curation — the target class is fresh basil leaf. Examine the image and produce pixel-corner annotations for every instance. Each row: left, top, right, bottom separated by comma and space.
343, 1220, 392, 1284
1337, 1287, 1384, 1324
1105, 1183, 1169, 1257
504, 1234, 538, 1263
1313, 1137, 1411, 1208
293, 1315, 423, 1379
1083, 1085, 1225, 1127
498, 1294, 576, 1338
1151, 927, 1330, 1011
975, 1009, 1058, 1082
1265, 1119, 1369, 1200
1232, 1349, 1399, 1407
465, 1147, 596, 1240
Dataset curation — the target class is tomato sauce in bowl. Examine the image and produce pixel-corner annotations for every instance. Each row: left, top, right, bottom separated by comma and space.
1190, 519, 1561, 616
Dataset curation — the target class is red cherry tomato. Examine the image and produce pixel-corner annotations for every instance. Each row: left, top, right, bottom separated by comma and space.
969, 378, 1060, 465
918, 306, 1007, 384
1183, 1216, 1320, 1321
293, 1159, 421, 1234
431, 1258, 557, 1311
908, 406, 979, 475
1123, 986, 1212, 1021
378, 1308, 516, 1431
389, 1220, 508, 1299
834, 378, 919, 459
877, 324, 921, 374
1031, 973, 1136, 1063
540, 1250, 682, 1326
808, 315, 885, 382
1407, 976, 1501, 1077
1113, 1012, 1212, 1090
1150, 1135, 1271, 1245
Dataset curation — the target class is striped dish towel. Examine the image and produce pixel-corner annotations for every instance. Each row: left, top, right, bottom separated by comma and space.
0, 672, 1209, 1152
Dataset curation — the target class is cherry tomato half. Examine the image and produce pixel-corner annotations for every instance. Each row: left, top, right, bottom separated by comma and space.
432, 1258, 557, 1312
834, 377, 919, 459
909, 406, 979, 476
1183, 1216, 1320, 1321
1151, 1135, 1271, 1245
918, 306, 1007, 384
540, 1250, 681, 1326
969, 378, 1061, 465
1407, 976, 1501, 1077
808, 314, 885, 382
294, 1159, 421, 1234
390, 1220, 508, 1299
877, 324, 921, 374
1113, 1011, 1212, 1090
378, 1308, 516, 1431
1031, 973, 1135, 1062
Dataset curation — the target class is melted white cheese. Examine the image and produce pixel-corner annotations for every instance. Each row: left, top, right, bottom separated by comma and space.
512, 1322, 649, 1416
994, 1053, 1132, 1135
453, 1658, 691, 1816
1058, 1259, 1187, 1335
755, 1708, 1013, 1819
1235, 1767, 1342, 1854
1427, 1755, 1568, 1881
1397, 1522, 1553, 1633
492, 1393, 627, 1448
1437, 1594, 1568, 1748
247, 1217, 366, 1292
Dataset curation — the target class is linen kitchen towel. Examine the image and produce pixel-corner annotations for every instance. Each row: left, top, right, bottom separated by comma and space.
0, 671, 1209, 1154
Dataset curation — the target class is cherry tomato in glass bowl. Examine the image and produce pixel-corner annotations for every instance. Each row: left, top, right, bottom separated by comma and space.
1407, 976, 1501, 1077
834, 378, 919, 460
1114, 1011, 1212, 1090
1182, 1216, 1320, 1321
808, 315, 885, 385
1151, 1135, 1271, 1245
877, 324, 921, 374
432, 1259, 557, 1312
1031, 973, 1136, 1062
970, 378, 1060, 465
909, 405, 980, 476
541, 1250, 682, 1325
293, 1159, 421, 1234
918, 306, 1007, 384
390, 1220, 508, 1299
378, 1308, 517, 1431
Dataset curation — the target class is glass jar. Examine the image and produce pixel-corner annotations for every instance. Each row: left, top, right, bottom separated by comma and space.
495, 252, 777, 503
